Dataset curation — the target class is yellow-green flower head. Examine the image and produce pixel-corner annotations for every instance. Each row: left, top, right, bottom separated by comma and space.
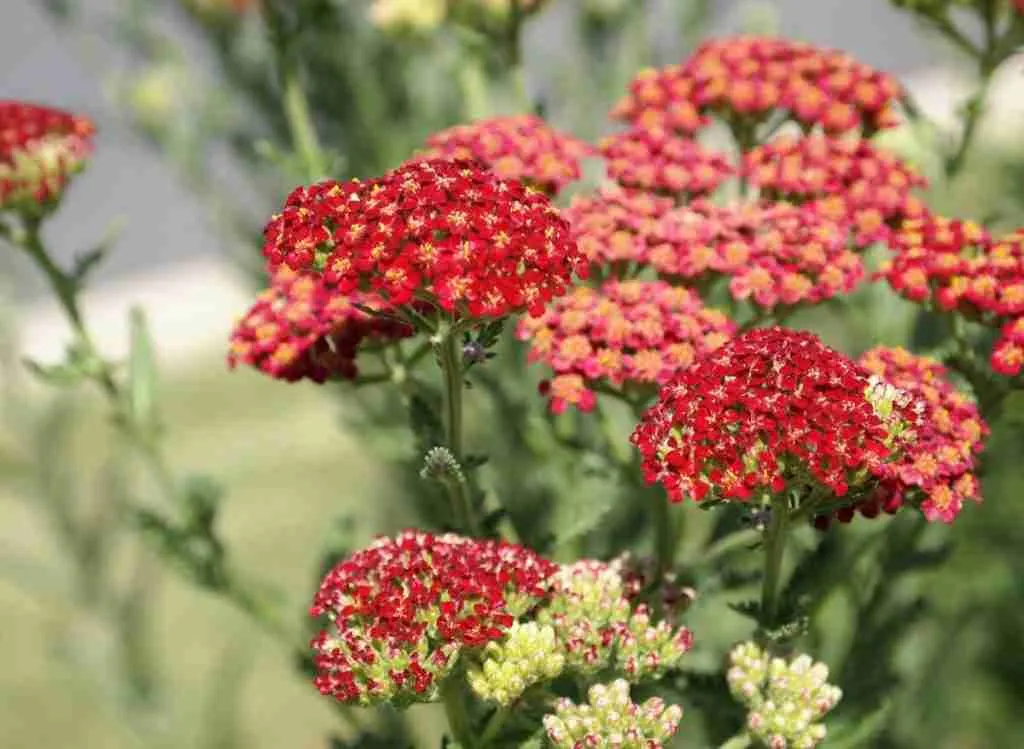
467, 621, 565, 705
543, 679, 684, 748
537, 560, 693, 681
369, 0, 446, 32
727, 642, 842, 749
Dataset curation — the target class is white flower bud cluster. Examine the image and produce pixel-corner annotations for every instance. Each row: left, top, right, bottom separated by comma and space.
726, 642, 842, 749
467, 622, 565, 706
543, 679, 683, 748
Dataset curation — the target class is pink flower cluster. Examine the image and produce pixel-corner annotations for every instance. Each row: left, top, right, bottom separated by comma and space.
742, 134, 928, 247
880, 217, 1024, 375
420, 114, 593, 195
598, 126, 733, 197
856, 347, 988, 524
611, 36, 902, 135
517, 280, 735, 412
227, 267, 414, 382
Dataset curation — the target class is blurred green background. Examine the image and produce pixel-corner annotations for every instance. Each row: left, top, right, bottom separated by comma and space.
3, 1, 1024, 747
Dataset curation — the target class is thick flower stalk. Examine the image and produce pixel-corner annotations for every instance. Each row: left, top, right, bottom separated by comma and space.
742, 135, 928, 247
855, 346, 988, 523
543, 679, 684, 749
727, 642, 842, 749
467, 621, 565, 705
652, 201, 864, 310
262, 157, 586, 321
631, 327, 924, 506
310, 530, 557, 706
564, 186, 676, 274
0, 100, 95, 216
611, 36, 903, 136
536, 560, 693, 681
598, 126, 733, 198
516, 279, 735, 413
227, 266, 415, 383
420, 115, 593, 195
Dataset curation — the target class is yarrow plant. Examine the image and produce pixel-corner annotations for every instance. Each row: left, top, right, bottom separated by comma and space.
14, 0, 1024, 745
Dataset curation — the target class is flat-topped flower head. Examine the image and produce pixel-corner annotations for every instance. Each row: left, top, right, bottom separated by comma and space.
420, 115, 593, 195
0, 100, 95, 214
598, 126, 733, 197
652, 200, 864, 309
856, 346, 988, 523
226, 267, 413, 383
517, 279, 735, 413
612, 36, 902, 136
263, 158, 587, 322
563, 186, 676, 274
632, 328, 924, 504
543, 679, 684, 749
742, 135, 928, 247
310, 530, 556, 706
880, 218, 1024, 324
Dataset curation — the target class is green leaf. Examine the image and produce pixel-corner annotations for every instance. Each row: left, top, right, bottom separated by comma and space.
22, 356, 85, 387
728, 599, 761, 621
549, 472, 617, 554
826, 701, 893, 749
70, 220, 122, 286
126, 306, 159, 435
182, 474, 224, 534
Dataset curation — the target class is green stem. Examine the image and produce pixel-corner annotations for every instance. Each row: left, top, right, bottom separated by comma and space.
760, 496, 790, 630
479, 706, 509, 746
441, 678, 474, 748
281, 59, 327, 181
654, 494, 679, 578
19, 218, 117, 396
693, 527, 761, 568
439, 329, 479, 535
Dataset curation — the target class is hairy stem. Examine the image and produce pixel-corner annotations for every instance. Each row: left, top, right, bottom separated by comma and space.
441, 678, 474, 748
760, 495, 790, 630
439, 330, 479, 535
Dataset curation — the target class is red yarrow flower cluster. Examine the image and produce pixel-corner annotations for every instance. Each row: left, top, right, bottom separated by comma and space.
517, 280, 735, 413
420, 114, 593, 195
227, 266, 413, 383
611, 36, 902, 136
563, 186, 676, 273
263, 158, 586, 320
993, 316, 1024, 376
310, 530, 556, 706
742, 135, 927, 247
0, 100, 95, 214
631, 328, 922, 504
598, 126, 733, 197
652, 200, 863, 310
856, 346, 987, 524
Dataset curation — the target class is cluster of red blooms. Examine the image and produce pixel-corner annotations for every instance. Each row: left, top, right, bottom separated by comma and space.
854, 347, 987, 524
310, 530, 557, 705
420, 114, 593, 195
631, 328, 923, 504
226, 266, 414, 383
652, 200, 863, 309
742, 134, 928, 247
879, 217, 1024, 375
611, 36, 902, 136
0, 100, 95, 213
263, 158, 586, 319
516, 280, 735, 413
563, 187, 676, 271
598, 126, 733, 197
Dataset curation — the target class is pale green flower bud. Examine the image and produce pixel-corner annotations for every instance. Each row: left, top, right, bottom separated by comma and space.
543, 679, 683, 748
727, 642, 841, 749
467, 622, 565, 705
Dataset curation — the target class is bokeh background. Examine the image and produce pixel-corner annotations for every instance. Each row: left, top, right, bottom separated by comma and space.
2, 1, 1024, 747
